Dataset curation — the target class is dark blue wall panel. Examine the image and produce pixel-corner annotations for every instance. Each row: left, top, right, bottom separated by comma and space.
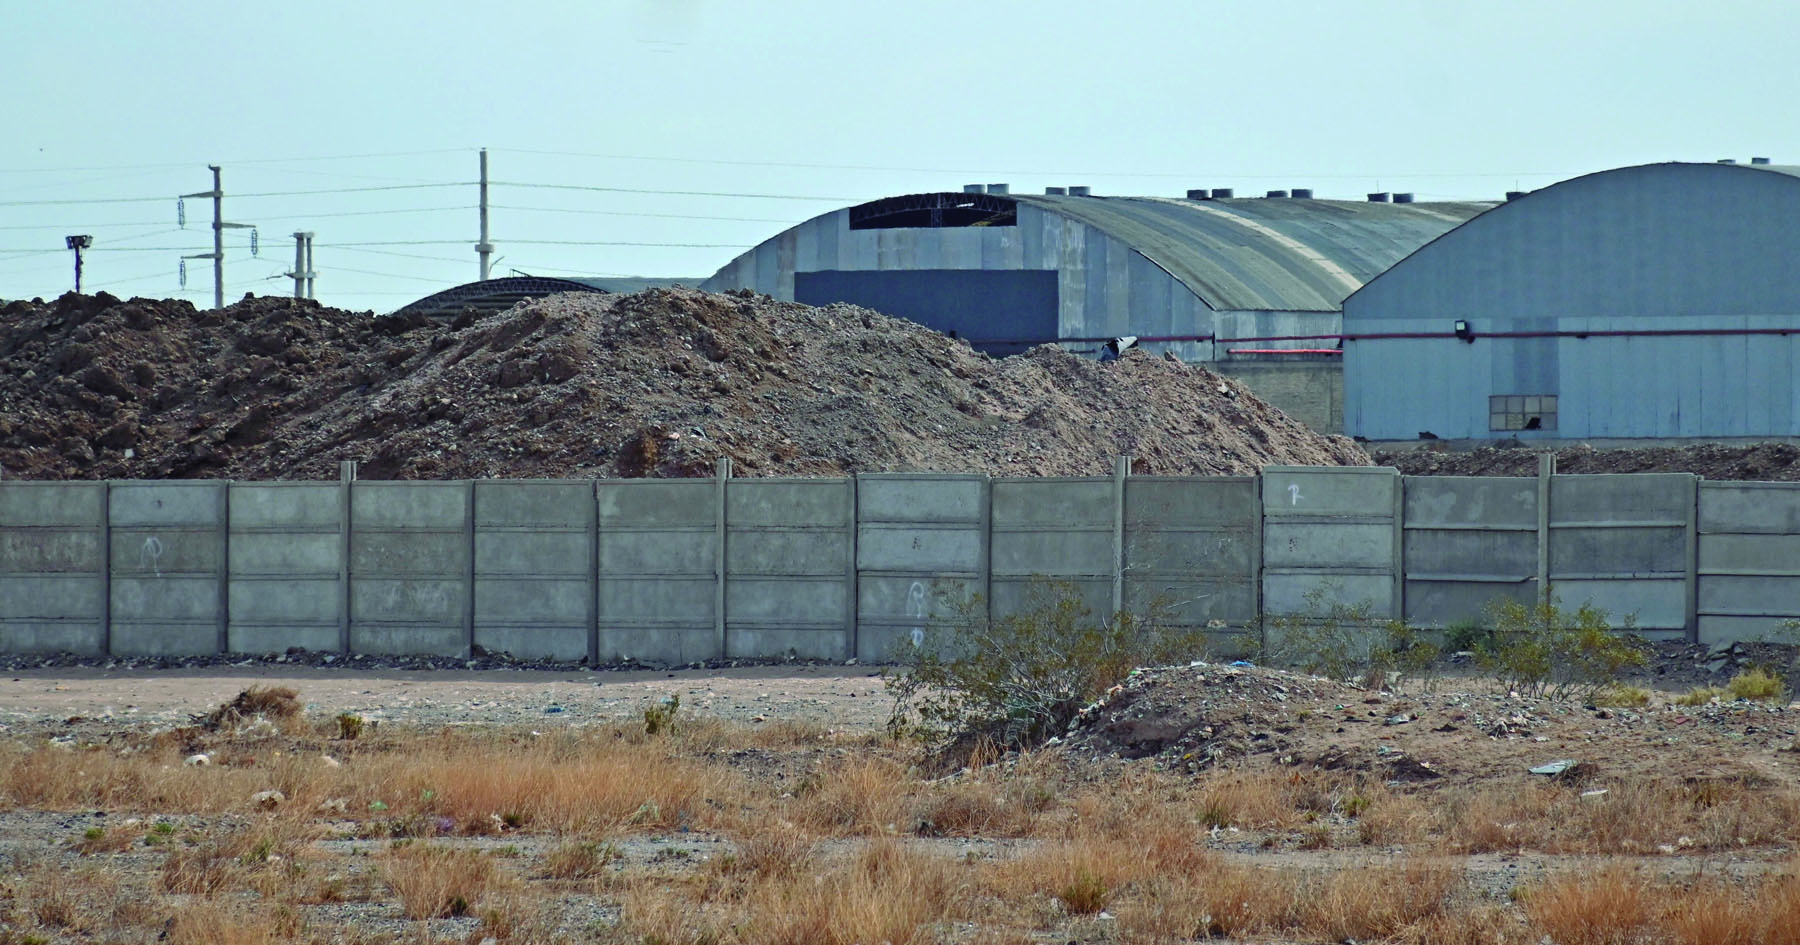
795, 269, 1059, 356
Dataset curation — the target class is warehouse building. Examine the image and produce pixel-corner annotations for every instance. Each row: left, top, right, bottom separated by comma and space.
702, 187, 1489, 432
1343, 161, 1800, 442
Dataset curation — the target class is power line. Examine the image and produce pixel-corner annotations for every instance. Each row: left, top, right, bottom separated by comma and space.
492, 181, 857, 201
0, 148, 470, 175
314, 239, 750, 248
0, 182, 470, 208
489, 203, 796, 223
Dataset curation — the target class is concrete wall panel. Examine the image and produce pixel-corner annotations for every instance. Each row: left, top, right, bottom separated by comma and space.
1697, 482, 1800, 645
350, 482, 469, 657
598, 480, 717, 663
854, 474, 986, 662
229, 483, 343, 656
0, 482, 107, 654
1263, 467, 1400, 619
110, 482, 225, 657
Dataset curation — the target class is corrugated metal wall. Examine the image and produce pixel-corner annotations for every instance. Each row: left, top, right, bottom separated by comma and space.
1344, 164, 1800, 440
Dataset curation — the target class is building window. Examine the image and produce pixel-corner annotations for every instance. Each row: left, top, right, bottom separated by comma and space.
1489, 394, 1557, 432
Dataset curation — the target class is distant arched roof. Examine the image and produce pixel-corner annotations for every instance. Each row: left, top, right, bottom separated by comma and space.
390, 275, 697, 319
707, 192, 1491, 313
1010, 194, 1492, 311
1346, 161, 1800, 310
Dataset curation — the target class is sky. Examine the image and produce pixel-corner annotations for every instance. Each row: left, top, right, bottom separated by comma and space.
4, 0, 1798, 314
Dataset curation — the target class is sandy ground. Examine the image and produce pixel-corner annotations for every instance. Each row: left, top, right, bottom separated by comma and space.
0, 664, 894, 736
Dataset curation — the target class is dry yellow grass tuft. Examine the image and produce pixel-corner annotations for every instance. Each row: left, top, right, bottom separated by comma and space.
381, 842, 503, 919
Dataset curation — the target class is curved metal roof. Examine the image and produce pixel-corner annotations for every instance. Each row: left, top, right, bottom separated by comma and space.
1012, 194, 1492, 312
390, 275, 698, 319
1346, 161, 1800, 307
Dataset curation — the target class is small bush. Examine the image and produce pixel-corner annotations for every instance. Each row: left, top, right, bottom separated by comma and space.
200, 687, 301, 731
1057, 867, 1111, 915
1674, 686, 1726, 707
542, 841, 619, 880
1727, 667, 1785, 702
885, 580, 1204, 749
643, 694, 680, 735
1480, 597, 1647, 698
1591, 684, 1650, 708
335, 713, 364, 740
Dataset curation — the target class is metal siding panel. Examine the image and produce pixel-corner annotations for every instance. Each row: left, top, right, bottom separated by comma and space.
1059, 221, 1086, 337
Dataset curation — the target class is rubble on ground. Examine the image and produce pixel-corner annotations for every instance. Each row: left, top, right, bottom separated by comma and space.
0, 288, 1367, 480
1376, 441, 1800, 480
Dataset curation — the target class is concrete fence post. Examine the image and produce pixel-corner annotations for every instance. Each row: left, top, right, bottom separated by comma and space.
845, 475, 859, 659
1684, 475, 1700, 643
1112, 455, 1129, 615
99, 481, 113, 656
1536, 452, 1553, 605
715, 457, 732, 659
338, 462, 355, 655
587, 478, 601, 667
214, 480, 230, 654
462, 480, 477, 660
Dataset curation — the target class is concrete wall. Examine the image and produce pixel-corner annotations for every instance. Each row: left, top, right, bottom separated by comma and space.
7, 469, 1800, 660
1211, 359, 1343, 434
0, 482, 106, 655
1697, 482, 1800, 645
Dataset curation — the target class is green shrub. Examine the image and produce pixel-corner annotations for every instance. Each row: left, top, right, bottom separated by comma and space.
337, 713, 365, 740
1479, 597, 1648, 699
1265, 585, 1438, 689
1726, 667, 1785, 702
884, 580, 1204, 749
1444, 618, 1498, 655
643, 694, 680, 735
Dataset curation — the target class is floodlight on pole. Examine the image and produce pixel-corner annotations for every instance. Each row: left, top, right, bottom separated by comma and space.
64, 235, 93, 294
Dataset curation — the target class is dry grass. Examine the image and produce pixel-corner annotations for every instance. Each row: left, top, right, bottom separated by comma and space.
199, 686, 303, 731
1727, 667, 1786, 701
9, 705, 1800, 945
381, 842, 503, 919
1675, 685, 1728, 706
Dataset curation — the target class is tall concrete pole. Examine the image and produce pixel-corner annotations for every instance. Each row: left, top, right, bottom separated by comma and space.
476, 148, 494, 281
210, 165, 224, 310
290, 232, 307, 299
304, 233, 315, 299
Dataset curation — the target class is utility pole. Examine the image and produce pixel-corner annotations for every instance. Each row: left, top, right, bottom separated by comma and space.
64, 235, 92, 293
475, 148, 494, 281
287, 231, 316, 299
181, 165, 255, 309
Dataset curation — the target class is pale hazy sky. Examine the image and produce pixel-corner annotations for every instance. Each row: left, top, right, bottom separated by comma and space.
4, 0, 1796, 313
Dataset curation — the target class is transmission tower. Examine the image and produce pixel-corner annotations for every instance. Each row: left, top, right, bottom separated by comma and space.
179, 165, 256, 309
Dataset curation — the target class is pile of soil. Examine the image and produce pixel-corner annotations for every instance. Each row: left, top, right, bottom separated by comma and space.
1375, 441, 1800, 480
0, 288, 1367, 481
1062, 658, 1800, 786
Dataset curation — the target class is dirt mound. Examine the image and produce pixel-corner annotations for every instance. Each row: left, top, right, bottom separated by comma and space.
0, 288, 1367, 480
1062, 660, 1800, 786
1376, 441, 1800, 480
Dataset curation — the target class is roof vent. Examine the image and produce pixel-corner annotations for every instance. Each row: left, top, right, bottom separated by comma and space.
1186, 188, 1209, 200
1210, 188, 1234, 199
1505, 191, 1527, 201
1265, 189, 1289, 198
1291, 188, 1314, 199
1044, 186, 1067, 195
986, 183, 1010, 195
1752, 156, 1772, 165
1367, 192, 1390, 202
1069, 185, 1092, 196
1393, 192, 1414, 203
1716, 159, 1737, 164
963, 184, 984, 194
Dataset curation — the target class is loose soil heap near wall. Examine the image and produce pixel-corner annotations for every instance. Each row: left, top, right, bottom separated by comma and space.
0, 288, 1366, 481
1376, 442, 1800, 480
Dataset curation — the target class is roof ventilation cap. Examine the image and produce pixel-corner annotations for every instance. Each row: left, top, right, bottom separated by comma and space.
1069, 185, 1092, 196
1210, 187, 1233, 199
986, 183, 1009, 195
1186, 188, 1209, 200
1716, 159, 1737, 164
1505, 190, 1527, 201
1291, 188, 1314, 199
962, 184, 984, 194
1393, 192, 1414, 203
1265, 189, 1289, 198
1367, 192, 1390, 202
1752, 156, 1772, 165
1044, 186, 1067, 195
